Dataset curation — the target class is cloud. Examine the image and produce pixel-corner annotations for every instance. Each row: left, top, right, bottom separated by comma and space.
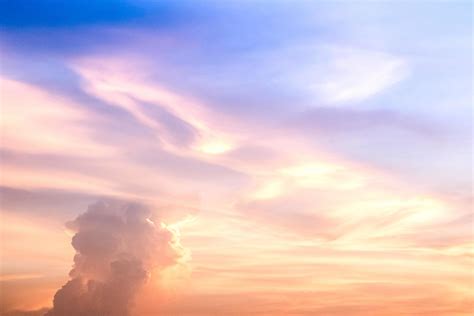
314, 47, 408, 104
237, 191, 338, 239
44, 200, 187, 316
0, 77, 115, 157
288, 107, 435, 136
190, 44, 409, 110
135, 100, 200, 148
0, 186, 96, 220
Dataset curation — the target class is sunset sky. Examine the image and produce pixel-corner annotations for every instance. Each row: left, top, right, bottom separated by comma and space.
0, 1, 473, 315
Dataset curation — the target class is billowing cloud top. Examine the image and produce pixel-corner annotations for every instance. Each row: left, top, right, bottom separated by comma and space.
45, 200, 185, 316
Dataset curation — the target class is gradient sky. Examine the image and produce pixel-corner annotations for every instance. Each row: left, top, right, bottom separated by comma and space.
0, 1, 473, 315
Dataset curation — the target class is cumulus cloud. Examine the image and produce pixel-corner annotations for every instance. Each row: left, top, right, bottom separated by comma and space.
45, 200, 186, 316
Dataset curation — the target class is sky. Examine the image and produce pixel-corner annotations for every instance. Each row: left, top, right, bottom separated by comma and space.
0, 1, 472, 315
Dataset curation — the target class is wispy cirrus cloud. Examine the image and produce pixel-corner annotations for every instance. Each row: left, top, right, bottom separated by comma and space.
313, 47, 409, 105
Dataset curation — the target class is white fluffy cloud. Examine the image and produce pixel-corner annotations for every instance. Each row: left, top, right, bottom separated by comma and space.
45, 200, 186, 316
